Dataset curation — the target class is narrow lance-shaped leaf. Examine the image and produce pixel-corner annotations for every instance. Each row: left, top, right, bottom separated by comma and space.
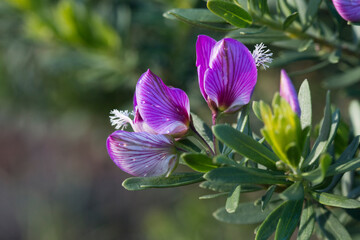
302, 153, 332, 185
297, 199, 315, 240
316, 207, 352, 240
283, 12, 299, 29
122, 172, 204, 191
181, 153, 218, 173
261, 185, 277, 211
214, 201, 278, 224
298, 79, 312, 128
303, 92, 339, 167
204, 167, 288, 185
207, 0, 252, 28
225, 185, 241, 213
213, 124, 278, 170
311, 191, 360, 209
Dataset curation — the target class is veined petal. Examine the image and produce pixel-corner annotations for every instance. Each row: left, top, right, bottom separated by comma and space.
107, 131, 178, 177
280, 69, 301, 116
204, 38, 257, 113
196, 35, 217, 100
132, 92, 156, 133
333, 0, 360, 22
136, 69, 190, 136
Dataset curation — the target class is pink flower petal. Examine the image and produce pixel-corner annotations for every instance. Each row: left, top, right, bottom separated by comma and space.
280, 69, 301, 116
204, 38, 257, 113
135, 69, 190, 136
196, 35, 217, 100
107, 131, 178, 177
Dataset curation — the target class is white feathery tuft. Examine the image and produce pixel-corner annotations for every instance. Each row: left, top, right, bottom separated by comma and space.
252, 43, 273, 70
109, 109, 134, 130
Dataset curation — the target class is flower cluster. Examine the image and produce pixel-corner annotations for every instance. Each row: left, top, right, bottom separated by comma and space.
106, 35, 291, 177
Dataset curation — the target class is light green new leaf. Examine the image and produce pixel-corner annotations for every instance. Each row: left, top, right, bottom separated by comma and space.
225, 185, 241, 213
297, 200, 315, 240
122, 173, 204, 190
181, 153, 218, 173
214, 201, 276, 224
207, 0, 252, 28
316, 207, 352, 240
213, 124, 278, 170
311, 191, 360, 208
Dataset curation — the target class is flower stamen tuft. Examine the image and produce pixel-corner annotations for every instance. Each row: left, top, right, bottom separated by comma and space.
252, 43, 273, 70
110, 109, 134, 130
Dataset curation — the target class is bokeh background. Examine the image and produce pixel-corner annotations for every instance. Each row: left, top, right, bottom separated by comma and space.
0, 0, 355, 239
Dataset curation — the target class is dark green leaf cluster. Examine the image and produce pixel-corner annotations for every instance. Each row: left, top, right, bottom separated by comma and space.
123, 80, 360, 239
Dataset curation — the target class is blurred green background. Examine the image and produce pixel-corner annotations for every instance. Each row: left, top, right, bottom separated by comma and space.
0, 0, 354, 239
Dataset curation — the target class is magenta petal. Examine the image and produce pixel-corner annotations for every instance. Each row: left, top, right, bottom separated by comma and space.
280, 69, 301, 116
204, 38, 257, 113
135, 70, 190, 136
107, 131, 178, 177
196, 35, 217, 100
333, 0, 360, 22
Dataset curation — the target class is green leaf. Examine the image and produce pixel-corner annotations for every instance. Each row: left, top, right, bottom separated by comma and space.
304, 0, 322, 30
298, 79, 312, 128
226, 185, 241, 213
199, 181, 262, 192
271, 51, 319, 67
252, 101, 263, 121
163, 8, 236, 31
207, 0, 252, 28
302, 153, 332, 185
283, 12, 299, 29
163, 8, 225, 23
327, 156, 360, 176
275, 199, 303, 240
199, 192, 229, 200
261, 185, 277, 211
181, 153, 217, 173
324, 67, 360, 88
213, 124, 278, 170
122, 172, 204, 190
316, 207, 352, 240
311, 191, 360, 208
191, 113, 213, 146
279, 181, 304, 201
307, 137, 360, 178
303, 93, 339, 167
297, 200, 315, 240
255, 201, 286, 240
214, 201, 277, 224
285, 142, 301, 167
204, 167, 288, 185
213, 154, 238, 167
349, 100, 360, 136
298, 39, 313, 52
227, 29, 289, 44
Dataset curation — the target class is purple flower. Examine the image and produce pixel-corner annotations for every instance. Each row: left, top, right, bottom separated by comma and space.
110, 69, 190, 137
196, 35, 272, 113
107, 131, 178, 177
280, 69, 301, 116
135, 69, 190, 137
333, 0, 360, 22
